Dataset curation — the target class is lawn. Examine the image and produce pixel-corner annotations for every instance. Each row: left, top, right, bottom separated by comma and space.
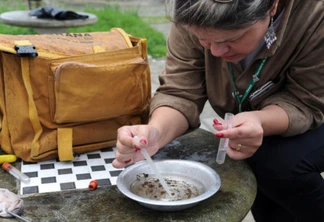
0, 1, 167, 58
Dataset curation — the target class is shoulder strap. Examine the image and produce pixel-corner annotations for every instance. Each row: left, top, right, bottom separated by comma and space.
16, 40, 75, 161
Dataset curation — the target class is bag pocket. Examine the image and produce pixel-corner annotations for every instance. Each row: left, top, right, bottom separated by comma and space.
49, 54, 149, 124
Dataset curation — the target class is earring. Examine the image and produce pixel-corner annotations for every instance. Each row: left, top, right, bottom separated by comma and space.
264, 17, 277, 49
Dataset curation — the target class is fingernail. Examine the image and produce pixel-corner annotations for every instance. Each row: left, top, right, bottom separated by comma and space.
124, 159, 131, 164
140, 139, 147, 145
215, 133, 224, 138
213, 119, 220, 124
134, 145, 141, 151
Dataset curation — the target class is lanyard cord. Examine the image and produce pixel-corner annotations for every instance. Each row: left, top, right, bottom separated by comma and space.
227, 57, 268, 112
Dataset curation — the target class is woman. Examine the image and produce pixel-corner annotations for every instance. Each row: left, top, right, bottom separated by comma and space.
113, 0, 324, 221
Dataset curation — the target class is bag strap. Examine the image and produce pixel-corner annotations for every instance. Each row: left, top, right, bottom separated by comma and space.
57, 128, 74, 161
112, 28, 133, 47
16, 40, 43, 158
15, 40, 75, 161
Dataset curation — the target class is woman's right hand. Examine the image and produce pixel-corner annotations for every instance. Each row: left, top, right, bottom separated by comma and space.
112, 124, 161, 168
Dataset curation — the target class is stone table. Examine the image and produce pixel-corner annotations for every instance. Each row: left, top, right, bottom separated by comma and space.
0, 129, 256, 222
0, 10, 97, 34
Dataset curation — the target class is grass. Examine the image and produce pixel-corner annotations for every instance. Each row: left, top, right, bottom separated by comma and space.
0, 1, 167, 58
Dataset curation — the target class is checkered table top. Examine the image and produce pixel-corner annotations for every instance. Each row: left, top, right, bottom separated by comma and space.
20, 147, 122, 195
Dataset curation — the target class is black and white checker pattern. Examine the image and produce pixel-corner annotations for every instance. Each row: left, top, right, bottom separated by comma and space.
20, 147, 123, 195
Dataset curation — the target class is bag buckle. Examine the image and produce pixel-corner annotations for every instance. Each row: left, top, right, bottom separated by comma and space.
14, 40, 38, 58
15, 45, 38, 58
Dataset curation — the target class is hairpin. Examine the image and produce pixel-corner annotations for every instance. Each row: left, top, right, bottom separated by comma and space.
214, 0, 233, 2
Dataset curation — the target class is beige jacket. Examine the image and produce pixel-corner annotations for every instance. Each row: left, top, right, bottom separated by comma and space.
150, 0, 324, 136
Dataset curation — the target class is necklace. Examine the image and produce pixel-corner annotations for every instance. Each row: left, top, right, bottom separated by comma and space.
227, 57, 268, 112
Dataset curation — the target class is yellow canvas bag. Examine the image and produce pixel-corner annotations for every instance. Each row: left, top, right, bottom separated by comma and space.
0, 28, 151, 162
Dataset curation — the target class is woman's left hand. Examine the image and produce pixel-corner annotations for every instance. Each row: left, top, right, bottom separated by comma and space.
213, 111, 264, 160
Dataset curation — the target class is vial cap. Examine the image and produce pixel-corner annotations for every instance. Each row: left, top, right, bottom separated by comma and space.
2, 162, 12, 171
88, 180, 98, 191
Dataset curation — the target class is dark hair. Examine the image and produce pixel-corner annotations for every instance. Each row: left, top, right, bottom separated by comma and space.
168, 0, 275, 29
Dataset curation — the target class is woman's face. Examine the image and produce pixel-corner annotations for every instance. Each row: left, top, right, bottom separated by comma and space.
190, 16, 270, 62
189, 0, 279, 62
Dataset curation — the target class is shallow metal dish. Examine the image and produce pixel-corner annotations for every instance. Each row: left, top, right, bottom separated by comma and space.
117, 159, 221, 211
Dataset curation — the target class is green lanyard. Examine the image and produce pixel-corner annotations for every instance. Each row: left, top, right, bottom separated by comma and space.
227, 57, 268, 112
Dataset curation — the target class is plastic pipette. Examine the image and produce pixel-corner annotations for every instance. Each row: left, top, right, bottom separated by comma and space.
134, 136, 173, 197
6, 210, 30, 222
2, 162, 30, 184
216, 113, 234, 164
